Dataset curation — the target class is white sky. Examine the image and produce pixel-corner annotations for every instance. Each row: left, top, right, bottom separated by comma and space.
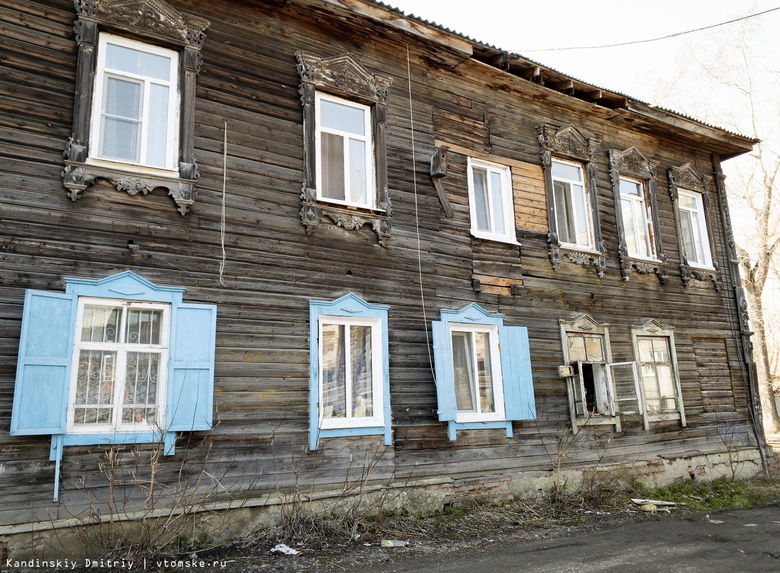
384, 1, 780, 111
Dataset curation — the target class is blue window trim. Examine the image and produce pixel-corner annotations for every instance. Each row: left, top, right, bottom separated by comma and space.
432, 303, 536, 441
309, 293, 391, 451
12, 271, 216, 458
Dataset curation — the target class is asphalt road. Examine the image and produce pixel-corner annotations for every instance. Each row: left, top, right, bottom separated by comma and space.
369, 506, 780, 573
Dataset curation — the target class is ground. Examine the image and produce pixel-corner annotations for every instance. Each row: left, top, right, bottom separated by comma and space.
194, 478, 780, 573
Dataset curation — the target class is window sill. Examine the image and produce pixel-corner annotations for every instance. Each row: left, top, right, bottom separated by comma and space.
646, 412, 682, 423
447, 420, 513, 441
62, 159, 196, 215
471, 231, 521, 246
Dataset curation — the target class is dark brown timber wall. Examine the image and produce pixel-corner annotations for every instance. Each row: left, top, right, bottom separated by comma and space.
0, 0, 756, 527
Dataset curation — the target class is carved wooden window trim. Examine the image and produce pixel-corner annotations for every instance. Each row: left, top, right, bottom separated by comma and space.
609, 147, 667, 283
667, 163, 720, 289
630, 319, 686, 429
296, 52, 393, 245
537, 124, 607, 277
62, 0, 209, 215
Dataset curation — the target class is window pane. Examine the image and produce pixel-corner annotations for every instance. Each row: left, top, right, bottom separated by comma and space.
121, 351, 160, 424
642, 364, 661, 412
350, 325, 374, 418
101, 118, 139, 162
554, 180, 574, 243
568, 336, 586, 362
321, 324, 346, 419
104, 77, 141, 118
621, 198, 638, 255
679, 193, 696, 209
680, 210, 701, 264
452, 332, 476, 412
126, 308, 163, 345
348, 138, 368, 206
620, 179, 641, 197
638, 338, 654, 362
146, 83, 170, 168
472, 168, 490, 231
572, 184, 589, 246
552, 161, 582, 182
74, 349, 117, 425
657, 364, 676, 408
321, 132, 345, 201
105, 43, 171, 81
320, 99, 365, 135
585, 336, 604, 361
652, 338, 670, 363
81, 304, 121, 343
490, 171, 506, 235
475, 332, 495, 413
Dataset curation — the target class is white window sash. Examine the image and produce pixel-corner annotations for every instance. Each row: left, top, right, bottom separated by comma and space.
89, 34, 180, 173
449, 323, 505, 423
315, 92, 375, 209
67, 298, 170, 434
318, 316, 384, 429
467, 158, 517, 244
678, 189, 713, 268
552, 159, 593, 249
620, 178, 656, 260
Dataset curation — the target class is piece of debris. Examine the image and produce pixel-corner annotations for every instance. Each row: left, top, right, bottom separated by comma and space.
743, 523, 757, 527
381, 539, 410, 548
631, 498, 677, 507
705, 515, 724, 525
271, 543, 300, 555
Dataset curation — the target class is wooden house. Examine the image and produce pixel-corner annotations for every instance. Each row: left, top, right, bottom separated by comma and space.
0, 0, 768, 556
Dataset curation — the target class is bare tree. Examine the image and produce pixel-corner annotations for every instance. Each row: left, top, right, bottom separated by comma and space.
652, 17, 780, 434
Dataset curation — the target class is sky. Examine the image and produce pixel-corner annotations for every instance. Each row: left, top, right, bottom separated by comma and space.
383, 1, 780, 114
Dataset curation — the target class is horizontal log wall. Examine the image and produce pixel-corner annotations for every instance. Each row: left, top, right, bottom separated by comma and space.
0, 0, 756, 527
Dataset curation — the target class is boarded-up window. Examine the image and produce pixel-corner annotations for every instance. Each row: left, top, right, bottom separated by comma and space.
693, 338, 736, 413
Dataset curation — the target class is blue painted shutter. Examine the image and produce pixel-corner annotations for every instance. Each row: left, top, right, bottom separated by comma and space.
432, 320, 456, 422
11, 290, 76, 435
500, 325, 536, 420
167, 302, 217, 432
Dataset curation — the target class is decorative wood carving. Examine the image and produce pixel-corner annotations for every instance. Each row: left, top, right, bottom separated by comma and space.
296, 52, 393, 245
668, 163, 720, 290
63, 0, 209, 215
537, 124, 607, 277
608, 147, 667, 283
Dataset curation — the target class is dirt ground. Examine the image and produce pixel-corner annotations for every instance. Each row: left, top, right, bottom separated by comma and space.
197, 497, 780, 572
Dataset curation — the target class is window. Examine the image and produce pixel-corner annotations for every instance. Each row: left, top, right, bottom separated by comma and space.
609, 147, 666, 282
552, 159, 592, 248
537, 124, 606, 276
668, 163, 718, 288
90, 34, 179, 172
10, 272, 217, 456
678, 189, 713, 268
316, 93, 375, 208
69, 298, 169, 432
432, 304, 536, 441
467, 158, 517, 243
309, 294, 391, 450
63, 0, 209, 214
619, 177, 655, 259
559, 315, 641, 432
631, 320, 686, 426
297, 52, 392, 244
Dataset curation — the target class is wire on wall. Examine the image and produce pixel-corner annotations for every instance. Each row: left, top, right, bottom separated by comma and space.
407, 45, 436, 380
220, 120, 228, 287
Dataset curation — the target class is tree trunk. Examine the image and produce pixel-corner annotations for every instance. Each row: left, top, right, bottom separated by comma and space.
745, 286, 780, 435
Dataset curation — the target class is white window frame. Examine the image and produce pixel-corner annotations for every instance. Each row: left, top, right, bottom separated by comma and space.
466, 158, 517, 244
619, 176, 657, 260
678, 188, 713, 269
448, 323, 505, 423
89, 33, 180, 174
67, 297, 170, 434
552, 158, 594, 250
315, 92, 376, 209
630, 320, 686, 427
318, 315, 384, 430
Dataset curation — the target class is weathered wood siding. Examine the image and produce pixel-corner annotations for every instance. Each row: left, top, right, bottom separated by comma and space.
0, 0, 756, 527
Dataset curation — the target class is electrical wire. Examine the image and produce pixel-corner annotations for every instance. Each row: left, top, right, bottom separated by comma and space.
517, 6, 780, 52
